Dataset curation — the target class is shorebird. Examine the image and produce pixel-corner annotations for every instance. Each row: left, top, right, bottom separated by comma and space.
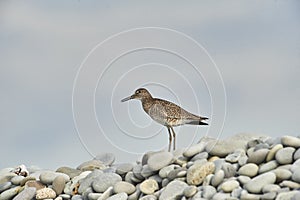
121, 88, 209, 151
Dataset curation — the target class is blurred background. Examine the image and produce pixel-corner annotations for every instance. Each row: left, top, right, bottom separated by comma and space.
1, 0, 299, 170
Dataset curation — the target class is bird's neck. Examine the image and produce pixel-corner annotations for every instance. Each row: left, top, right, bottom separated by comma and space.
141, 97, 154, 113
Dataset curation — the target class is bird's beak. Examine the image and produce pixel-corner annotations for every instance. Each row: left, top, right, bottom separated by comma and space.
121, 95, 134, 102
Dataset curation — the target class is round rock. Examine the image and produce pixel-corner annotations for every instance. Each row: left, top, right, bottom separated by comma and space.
147, 152, 173, 171
159, 180, 188, 200
113, 181, 135, 195
247, 149, 269, 165
202, 185, 217, 199
52, 175, 66, 195
140, 179, 159, 195
281, 135, 300, 148
258, 160, 278, 174
0, 182, 12, 193
187, 162, 215, 185
244, 172, 276, 194
39, 171, 70, 185
36, 188, 56, 199
56, 167, 82, 179
77, 160, 106, 171
211, 170, 224, 187
266, 144, 283, 162
292, 168, 300, 183
116, 163, 134, 175
13, 187, 36, 200
183, 143, 206, 157
0, 186, 21, 200
238, 163, 258, 177
274, 168, 292, 182
106, 192, 128, 200
275, 147, 296, 165
221, 180, 239, 192
92, 173, 122, 193
183, 185, 197, 198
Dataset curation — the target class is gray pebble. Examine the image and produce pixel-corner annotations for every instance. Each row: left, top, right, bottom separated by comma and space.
141, 165, 155, 178
294, 148, 300, 160
183, 143, 206, 157
97, 186, 114, 200
281, 135, 300, 148
77, 160, 106, 171
225, 149, 245, 163
244, 172, 276, 193
56, 167, 82, 179
87, 192, 101, 200
201, 185, 216, 199
222, 162, 236, 178
262, 184, 281, 193
211, 192, 230, 200
159, 180, 188, 200
39, 171, 70, 185
92, 173, 122, 193
191, 152, 208, 161
274, 168, 292, 182
158, 165, 175, 178
116, 163, 134, 175
0, 182, 11, 193
220, 180, 239, 192
52, 175, 66, 195
258, 160, 278, 174
71, 195, 83, 200
237, 175, 251, 185
211, 170, 224, 187
279, 180, 300, 189
0, 186, 20, 200
10, 176, 24, 185
113, 181, 135, 195
12, 187, 36, 200
275, 147, 296, 165
78, 169, 102, 194
132, 164, 144, 180
247, 149, 269, 165
106, 192, 128, 200
139, 194, 157, 200
147, 152, 173, 171
276, 191, 300, 200
238, 163, 258, 177
183, 185, 197, 197
292, 168, 300, 183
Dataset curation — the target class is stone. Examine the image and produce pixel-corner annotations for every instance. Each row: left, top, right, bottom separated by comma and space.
240, 190, 260, 200
273, 169, 292, 182
0, 182, 11, 193
106, 192, 128, 200
183, 185, 197, 198
36, 188, 56, 199
262, 184, 281, 193
221, 180, 239, 192
132, 164, 144, 180
279, 180, 300, 189
13, 187, 36, 200
88, 193, 102, 200
25, 180, 45, 190
187, 162, 215, 185
222, 162, 236, 178
56, 167, 82, 179
238, 163, 258, 177
247, 149, 269, 165
211, 170, 224, 187
139, 195, 157, 200
71, 194, 83, 200
97, 186, 114, 200
191, 152, 209, 161
266, 144, 283, 162
159, 180, 188, 200
292, 192, 300, 200
158, 165, 175, 178
0, 186, 21, 199
64, 171, 91, 195
92, 173, 122, 193
281, 135, 300, 148
183, 143, 206, 157
201, 185, 216, 199
258, 160, 278, 174
94, 153, 115, 166
78, 170, 102, 194
139, 179, 158, 195
237, 176, 251, 185
147, 152, 173, 171
52, 175, 66, 195
244, 172, 276, 194
275, 147, 295, 165
294, 148, 300, 160
113, 181, 135, 195
19, 176, 36, 186
225, 149, 245, 163
141, 165, 155, 178
292, 168, 300, 183
77, 160, 106, 171
10, 176, 24, 185
116, 163, 134, 175
39, 171, 70, 185
276, 191, 300, 200
211, 192, 230, 200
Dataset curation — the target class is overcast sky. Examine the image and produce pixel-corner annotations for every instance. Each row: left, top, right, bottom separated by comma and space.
1, 0, 300, 170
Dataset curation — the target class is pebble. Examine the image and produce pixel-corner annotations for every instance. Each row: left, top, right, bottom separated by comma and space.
77, 160, 106, 171
13, 187, 36, 200
187, 162, 215, 185
201, 185, 217, 199
10, 176, 24, 185
279, 180, 300, 189
113, 181, 135, 195
276, 191, 300, 200
159, 180, 188, 200
238, 163, 258, 177
211, 170, 224, 187
97, 186, 114, 200
36, 187, 56, 199
92, 173, 122, 193
0, 182, 11, 193
0, 186, 21, 200
147, 152, 173, 171
78, 169, 102, 194
244, 172, 276, 193
183, 185, 197, 197
116, 163, 134, 175
20, 176, 36, 186
266, 144, 283, 162
225, 149, 245, 163
294, 148, 300, 160
56, 167, 82, 179
292, 168, 300, 183
220, 180, 239, 192
87, 193, 102, 200
212, 192, 230, 200
275, 147, 295, 164
273, 168, 292, 182
247, 148, 269, 165
258, 160, 278, 174
39, 171, 70, 185
139, 195, 157, 200
94, 153, 115, 166
237, 175, 251, 185
183, 143, 206, 157
140, 179, 159, 194
141, 165, 156, 178
281, 135, 300, 148
262, 184, 281, 193
25, 180, 46, 190
222, 162, 236, 178
52, 175, 66, 195
106, 192, 128, 200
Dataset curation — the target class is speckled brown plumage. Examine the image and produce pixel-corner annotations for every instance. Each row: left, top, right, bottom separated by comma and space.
121, 88, 208, 151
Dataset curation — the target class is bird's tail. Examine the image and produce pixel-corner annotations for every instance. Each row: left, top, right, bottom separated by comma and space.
186, 117, 209, 125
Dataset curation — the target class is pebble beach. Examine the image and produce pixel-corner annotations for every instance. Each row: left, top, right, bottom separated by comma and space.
1, 133, 300, 200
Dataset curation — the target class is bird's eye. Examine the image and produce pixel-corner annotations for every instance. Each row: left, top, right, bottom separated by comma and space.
136, 90, 140, 94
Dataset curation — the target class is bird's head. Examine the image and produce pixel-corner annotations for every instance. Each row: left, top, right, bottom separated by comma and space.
121, 88, 152, 102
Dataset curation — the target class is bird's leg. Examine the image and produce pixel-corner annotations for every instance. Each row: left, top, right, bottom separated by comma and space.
167, 127, 172, 152
170, 127, 176, 151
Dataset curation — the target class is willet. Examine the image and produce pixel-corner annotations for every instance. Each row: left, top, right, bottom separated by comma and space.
121, 88, 209, 151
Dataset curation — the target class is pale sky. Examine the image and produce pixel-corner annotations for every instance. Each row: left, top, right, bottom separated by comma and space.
1, 0, 299, 170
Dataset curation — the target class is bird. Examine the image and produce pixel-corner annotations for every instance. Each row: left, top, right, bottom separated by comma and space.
121, 88, 209, 151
